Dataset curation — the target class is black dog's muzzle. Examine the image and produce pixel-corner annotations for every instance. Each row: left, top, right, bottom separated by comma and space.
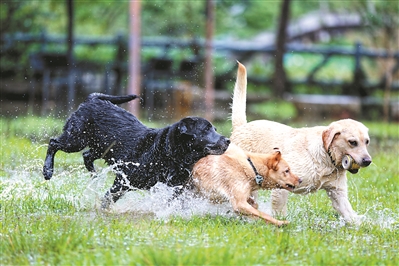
205, 137, 230, 155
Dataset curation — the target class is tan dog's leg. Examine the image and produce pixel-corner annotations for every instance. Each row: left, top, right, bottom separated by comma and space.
271, 189, 289, 216
248, 191, 259, 209
325, 187, 363, 223
231, 198, 289, 226
247, 197, 258, 209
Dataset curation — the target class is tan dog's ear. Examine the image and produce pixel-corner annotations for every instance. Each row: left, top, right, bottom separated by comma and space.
267, 150, 282, 170
322, 124, 342, 152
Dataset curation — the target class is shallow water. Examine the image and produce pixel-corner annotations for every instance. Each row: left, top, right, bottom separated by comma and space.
1, 160, 398, 231
83, 169, 239, 220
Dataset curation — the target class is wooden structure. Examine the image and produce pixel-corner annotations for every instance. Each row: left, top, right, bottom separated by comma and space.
2, 30, 398, 119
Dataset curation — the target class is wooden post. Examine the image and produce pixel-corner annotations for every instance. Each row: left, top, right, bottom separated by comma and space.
273, 0, 291, 99
354, 42, 361, 72
115, 34, 125, 95
66, 0, 75, 113
204, 0, 215, 121
353, 42, 368, 96
127, 0, 141, 116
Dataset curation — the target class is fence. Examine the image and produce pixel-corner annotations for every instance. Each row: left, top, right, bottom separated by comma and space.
1, 32, 398, 116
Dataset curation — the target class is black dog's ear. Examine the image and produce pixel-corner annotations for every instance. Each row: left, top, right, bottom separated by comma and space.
178, 124, 196, 138
178, 118, 197, 137
178, 124, 188, 134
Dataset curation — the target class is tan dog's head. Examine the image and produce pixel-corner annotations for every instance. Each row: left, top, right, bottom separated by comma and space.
263, 150, 301, 191
322, 119, 372, 173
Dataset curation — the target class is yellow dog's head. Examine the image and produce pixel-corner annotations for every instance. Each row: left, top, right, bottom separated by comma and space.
322, 119, 372, 173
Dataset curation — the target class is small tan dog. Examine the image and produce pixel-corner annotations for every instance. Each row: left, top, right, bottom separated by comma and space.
191, 144, 301, 226
230, 62, 372, 223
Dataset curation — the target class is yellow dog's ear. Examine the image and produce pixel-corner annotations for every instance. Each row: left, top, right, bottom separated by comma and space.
267, 150, 282, 170
322, 123, 342, 152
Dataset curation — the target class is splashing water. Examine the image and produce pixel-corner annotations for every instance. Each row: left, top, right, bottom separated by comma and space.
110, 183, 236, 219
79, 164, 278, 221
1, 159, 397, 230
83, 168, 238, 220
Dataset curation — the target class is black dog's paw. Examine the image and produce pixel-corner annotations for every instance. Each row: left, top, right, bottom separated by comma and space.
42, 166, 53, 180
100, 198, 111, 210
101, 192, 113, 210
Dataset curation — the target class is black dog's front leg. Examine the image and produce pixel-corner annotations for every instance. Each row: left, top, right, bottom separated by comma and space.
83, 149, 99, 173
43, 130, 88, 180
168, 177, 195, 202
101, 175, 132, 209
43, 138, 59, 180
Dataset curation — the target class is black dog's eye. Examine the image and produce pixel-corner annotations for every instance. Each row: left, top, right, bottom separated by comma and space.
214, 127, 217, 132
349, 140, 357, 147
205, 125, 212, 131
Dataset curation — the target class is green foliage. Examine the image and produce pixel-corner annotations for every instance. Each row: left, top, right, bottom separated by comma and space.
354, 0, 399, 49
142, 1, 205, 37
2, 0, 397, 97
1, 115, 64, 143
286, 54, 354, 82
0, 1, 43, 34
364, 121, 399, 140
249, 100, 297, 121
222, 1, 279, 38
0, 2, 43, 76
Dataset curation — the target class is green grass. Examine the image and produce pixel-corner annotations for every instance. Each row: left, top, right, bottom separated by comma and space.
249, 100, 298, 121
1, 116, 398, 265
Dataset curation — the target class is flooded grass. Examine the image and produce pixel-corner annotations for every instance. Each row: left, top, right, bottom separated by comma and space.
1, 116, 398, 265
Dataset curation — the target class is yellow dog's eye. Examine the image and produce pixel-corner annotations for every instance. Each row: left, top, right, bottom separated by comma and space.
349, 140, 357, 147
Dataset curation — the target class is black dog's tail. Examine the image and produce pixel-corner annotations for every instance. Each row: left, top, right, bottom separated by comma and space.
88, 93, 139, 104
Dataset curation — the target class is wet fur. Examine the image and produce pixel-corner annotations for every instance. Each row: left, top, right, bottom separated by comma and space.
230, 62, 372, 223
43, 93, 230, 207
192, 144, 300, 226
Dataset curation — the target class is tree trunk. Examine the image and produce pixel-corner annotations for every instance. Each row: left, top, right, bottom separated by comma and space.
204, 0, 215, 121
382, 26, 395, 123
66, 0, 75, 113
127, 0, 141, 117
273, 0, 291, 99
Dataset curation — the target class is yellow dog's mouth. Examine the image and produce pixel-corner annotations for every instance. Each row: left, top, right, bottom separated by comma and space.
283, 183, 296, 192
342, 155, 361, 174
279, 178, 302, 191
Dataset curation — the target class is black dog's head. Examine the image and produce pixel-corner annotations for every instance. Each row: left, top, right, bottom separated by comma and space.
175, 116, 230, 157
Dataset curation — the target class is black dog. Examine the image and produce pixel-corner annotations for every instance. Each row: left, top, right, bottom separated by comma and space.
43, 93, 230, 207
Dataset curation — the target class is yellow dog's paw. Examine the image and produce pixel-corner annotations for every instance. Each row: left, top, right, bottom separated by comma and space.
346, 214, 366, 225
275, 220, 290, 227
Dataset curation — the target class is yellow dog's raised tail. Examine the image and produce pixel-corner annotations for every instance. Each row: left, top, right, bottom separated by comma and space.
231, 61, 248, 130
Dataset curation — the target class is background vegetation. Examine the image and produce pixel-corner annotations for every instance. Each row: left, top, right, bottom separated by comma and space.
1, 0, 398, 82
